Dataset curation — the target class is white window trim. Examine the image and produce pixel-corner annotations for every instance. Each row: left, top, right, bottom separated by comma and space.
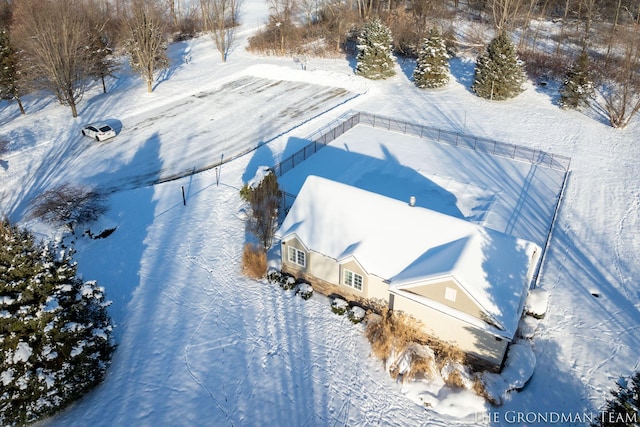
288, 246, 306, 268
343, 268, 363, 291
445, 286, 457, 302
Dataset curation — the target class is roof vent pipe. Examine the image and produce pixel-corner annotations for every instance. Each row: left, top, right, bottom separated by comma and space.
409, 196, 416, 207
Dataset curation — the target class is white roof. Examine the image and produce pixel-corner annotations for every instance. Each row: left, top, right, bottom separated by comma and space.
276, 176, 540, 337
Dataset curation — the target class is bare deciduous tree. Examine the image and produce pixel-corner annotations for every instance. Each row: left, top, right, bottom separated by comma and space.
596, 27, 640, 128
267, 0, 298, 55
123, 0, 169, 93
201, 0, 242, 62
491, 0, 523, 32
11, 0, 91, 118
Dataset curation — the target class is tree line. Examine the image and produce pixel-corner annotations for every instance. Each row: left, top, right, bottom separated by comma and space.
247, 0, 640, 128
1, 0, 639, 127
0, 0, 240, 118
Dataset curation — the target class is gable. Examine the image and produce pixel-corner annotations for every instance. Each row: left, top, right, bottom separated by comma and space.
402, 279, 486, 320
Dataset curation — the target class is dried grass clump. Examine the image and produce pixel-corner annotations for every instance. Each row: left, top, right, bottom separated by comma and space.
444, 369, 466, 388
365, 308, 425, 363
433, 341, 466, 366
242, 243, 266, 279
365, 312, 393, 361
405, 346, 437, 381
472, 376, 501, 405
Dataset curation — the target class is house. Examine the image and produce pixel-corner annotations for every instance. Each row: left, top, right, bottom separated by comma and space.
275, 175, 541, 369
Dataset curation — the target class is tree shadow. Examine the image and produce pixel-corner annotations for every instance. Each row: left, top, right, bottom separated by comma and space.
154, 39, 191, 89
242, 140, 276, 184
397, 55, 416, 82
73, 133, 162, 335
450, 56, 477, 96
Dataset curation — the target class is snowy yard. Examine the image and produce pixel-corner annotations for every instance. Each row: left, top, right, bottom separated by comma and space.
1, 0, 639, 425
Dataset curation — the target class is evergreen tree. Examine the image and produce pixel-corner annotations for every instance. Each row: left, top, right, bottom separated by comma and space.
413, 28, 450, 89
87, 25, 119, 94
593, 371, 640, 426
472, 32, 526, 101
559, 49, 594, 110
355, 18, 396, 80
0, 27, 26, 114
0, 219, 115, 426
240, 167, 282, 252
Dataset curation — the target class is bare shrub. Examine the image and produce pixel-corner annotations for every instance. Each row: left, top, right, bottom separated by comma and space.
386, 10, 423, 57
519, 48, 568, 82
242, 243, 267, 279
29, 184, 108, 231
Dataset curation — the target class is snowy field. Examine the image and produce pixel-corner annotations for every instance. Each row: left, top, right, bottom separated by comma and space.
1, 1, 639, 425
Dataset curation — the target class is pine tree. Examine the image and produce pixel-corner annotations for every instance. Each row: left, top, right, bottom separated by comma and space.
559, 49, 594, 110
240, 167, 282, 252
413, 28, 450, 89
472, 32, 526, 101
0, 27, 26, 114
355, 18, 396, 80
593, 371, 640, 426
0, 219, 115, 426
87, 25, 119, 94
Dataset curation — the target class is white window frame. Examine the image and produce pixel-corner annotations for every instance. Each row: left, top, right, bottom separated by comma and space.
287, 246, 306, 268
343, 269, 363, 291
445, 287, 457, 302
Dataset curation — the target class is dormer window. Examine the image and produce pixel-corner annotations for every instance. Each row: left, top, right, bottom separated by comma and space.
343, 269, 363, 291
288, 247, 306, 267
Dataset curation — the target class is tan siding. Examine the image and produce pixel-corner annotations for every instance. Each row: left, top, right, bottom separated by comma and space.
366, 275, 390, 302
308, 252, 339, 283
392, 294, 508, 367
281, 239, 308, 271
406, 280, 485, 319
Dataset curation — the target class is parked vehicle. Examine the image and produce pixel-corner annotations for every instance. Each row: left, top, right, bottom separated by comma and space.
81, 123, 117, 141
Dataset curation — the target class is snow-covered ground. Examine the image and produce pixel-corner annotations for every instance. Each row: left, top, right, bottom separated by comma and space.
1, 1, 639, 425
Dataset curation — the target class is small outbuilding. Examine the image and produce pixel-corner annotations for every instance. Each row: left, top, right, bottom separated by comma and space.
276, 175, 541, 369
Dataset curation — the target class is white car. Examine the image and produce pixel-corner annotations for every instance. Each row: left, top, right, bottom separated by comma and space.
81, 123, 116, 141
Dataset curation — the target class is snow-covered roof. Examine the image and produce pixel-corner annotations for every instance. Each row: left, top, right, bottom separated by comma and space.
276, 175, 539, 337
